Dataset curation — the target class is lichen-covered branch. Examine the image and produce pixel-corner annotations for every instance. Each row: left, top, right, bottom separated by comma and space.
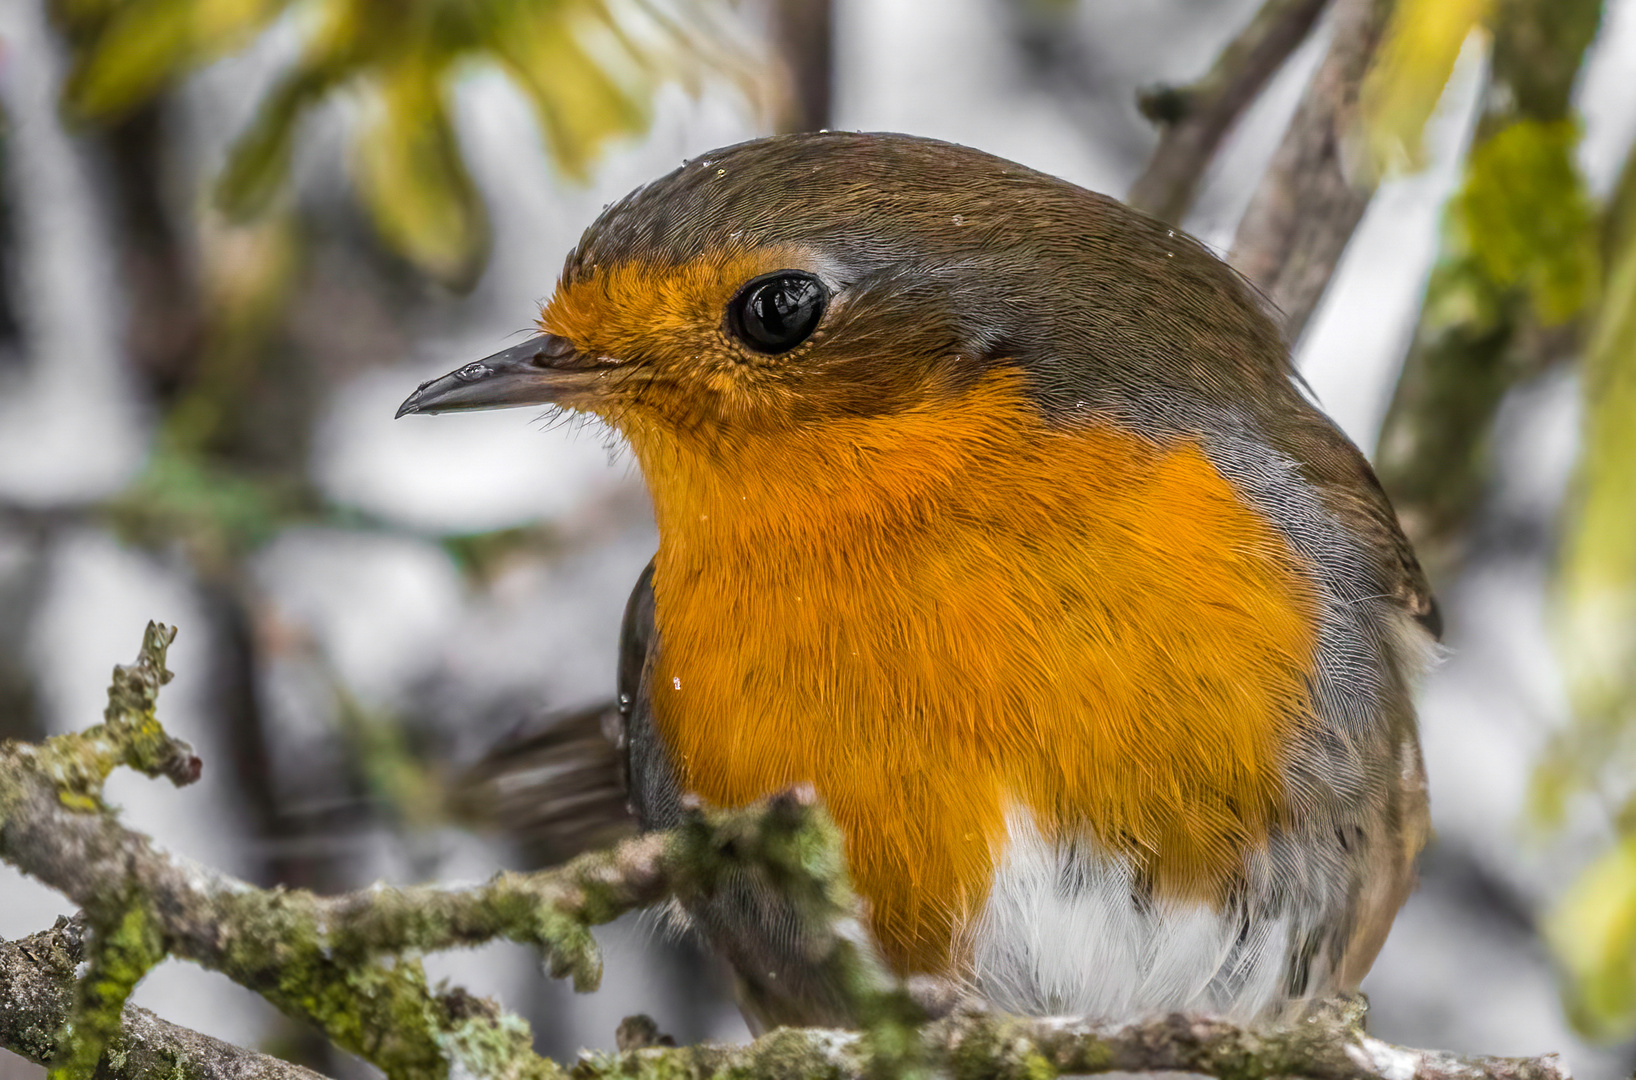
0, 623, 1575, 1080
0, 623, 896, 1080
1127, 0, 1332, 223
560, 997, 1565, 1080
1, 915, 330, 1080
1230, 0, 1396, 341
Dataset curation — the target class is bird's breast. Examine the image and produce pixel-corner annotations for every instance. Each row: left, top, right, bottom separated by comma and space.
638, 372, 1322, 977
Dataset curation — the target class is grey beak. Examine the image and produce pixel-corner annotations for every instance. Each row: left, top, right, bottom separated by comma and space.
395, 334, 585, 418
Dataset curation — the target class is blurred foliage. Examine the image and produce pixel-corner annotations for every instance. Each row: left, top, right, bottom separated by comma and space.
1551, 836, 1636, 1041
333, 683, 446, 836
52, 0, 756, 287
103, 443, 309, 573
442, 525, 564, 583
1373, 0, 1602, 579
1456, 120, 1599, 326
1358, 0, 1636, 1038
1360, 0, 1488, 175
162, 213, 304, 457
1541, 153, 1636, 1040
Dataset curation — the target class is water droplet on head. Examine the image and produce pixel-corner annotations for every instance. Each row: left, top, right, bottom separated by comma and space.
672, 677, 682, 691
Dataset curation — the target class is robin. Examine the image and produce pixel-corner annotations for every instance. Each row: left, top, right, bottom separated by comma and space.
397, 132, 1436, 1030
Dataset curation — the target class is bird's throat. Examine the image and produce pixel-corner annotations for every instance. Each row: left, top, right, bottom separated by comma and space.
633, 370, 1322, 977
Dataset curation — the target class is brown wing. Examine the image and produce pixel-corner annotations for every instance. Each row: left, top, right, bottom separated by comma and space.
447, 700, 636, 866
450, 559, 663, 866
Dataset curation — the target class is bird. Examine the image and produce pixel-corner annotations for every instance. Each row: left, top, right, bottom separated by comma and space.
397, 131, 1436, 1031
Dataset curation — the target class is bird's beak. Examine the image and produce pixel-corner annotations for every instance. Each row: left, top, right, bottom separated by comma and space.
395, 334, 596, 418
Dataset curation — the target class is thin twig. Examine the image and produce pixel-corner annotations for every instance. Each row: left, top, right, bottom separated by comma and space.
1230, 0, 1397, 341
1128, 0, 1333, 223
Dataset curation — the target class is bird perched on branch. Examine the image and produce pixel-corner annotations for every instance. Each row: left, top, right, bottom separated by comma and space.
399, 132, 1435, 1030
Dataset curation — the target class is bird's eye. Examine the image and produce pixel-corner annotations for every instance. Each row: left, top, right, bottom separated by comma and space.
727, 272, 827, 354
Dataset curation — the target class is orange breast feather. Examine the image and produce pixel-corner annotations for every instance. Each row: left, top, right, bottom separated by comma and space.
634, 372, 1320, 975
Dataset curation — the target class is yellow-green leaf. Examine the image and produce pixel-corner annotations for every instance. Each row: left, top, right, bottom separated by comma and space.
1549, 835, 1636, 1039
353, 56, 489, 289
56, 0, 750, 288
491, 2, 651, 179
1360, 0, 1489, 174
63, 0, 291, 118
1545, 168, 1636, 1039
1559, 195, 1636, 730
214, 61, 345, 217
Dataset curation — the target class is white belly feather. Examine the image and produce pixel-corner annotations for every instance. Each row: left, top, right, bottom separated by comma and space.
966, 807, 1297, 1023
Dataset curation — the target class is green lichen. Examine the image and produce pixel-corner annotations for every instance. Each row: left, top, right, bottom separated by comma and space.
1018, 1051, 1054, 1080
946, 1015, 1042, 1080
436, 996, 561, 1080
735, 1028, 855, 1080
1039, 1031, 1113, 1076
1455, 119, 1600, 328
147, 1043, 193, 1080
51, 903, 166, 1080
189, 873, 580, 1080
17, 623, 199, 816
527, 905, 602, 991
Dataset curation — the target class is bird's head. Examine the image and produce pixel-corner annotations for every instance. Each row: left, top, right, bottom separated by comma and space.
397, 132, 1295, 505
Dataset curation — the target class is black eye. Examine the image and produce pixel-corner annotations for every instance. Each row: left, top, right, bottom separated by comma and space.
727, 272, 827, 354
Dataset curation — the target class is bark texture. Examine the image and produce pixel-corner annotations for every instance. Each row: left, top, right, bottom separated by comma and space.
1230, 0, 1396, 341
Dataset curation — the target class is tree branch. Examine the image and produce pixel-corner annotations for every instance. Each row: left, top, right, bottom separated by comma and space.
1230, 0, 1396, 341
0, 623, 899, 1080
0, 915, 331, 1080
566, 997, 1565, 1080
1127, 0, 1333, 223
0, 623, 1576, 1080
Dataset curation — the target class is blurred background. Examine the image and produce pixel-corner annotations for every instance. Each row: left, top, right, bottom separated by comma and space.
3, 0, 1636, 1075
